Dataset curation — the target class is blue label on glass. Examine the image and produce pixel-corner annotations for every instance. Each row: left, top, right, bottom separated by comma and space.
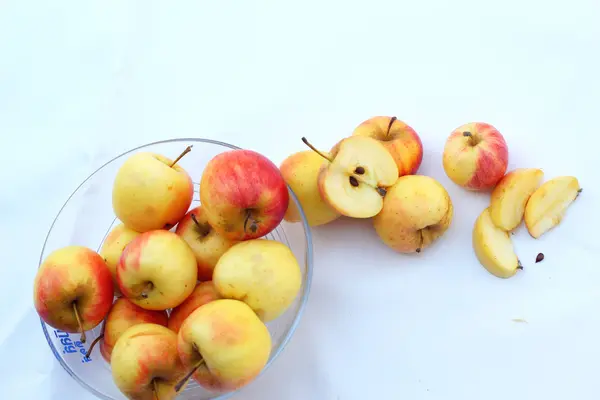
54, 329, 93, 363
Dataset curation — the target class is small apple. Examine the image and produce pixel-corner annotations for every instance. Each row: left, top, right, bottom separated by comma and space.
200, 149, 289, 241
111, 323, 188, 399
442, 122, 509, 191
373, 175, 453, 253
302, 136, 398, 218
279, 150, 340, 227
213, 239, 302, 322
352, 116, 423, 176
112, 146, 194, 232
175, 206, 239, 281
99, 223, 141, 295
83, 297, 168, 363
117, 230, 197, 310
33, 246, 113, 343
177, 299, 272, 393
168, 281, 222, 334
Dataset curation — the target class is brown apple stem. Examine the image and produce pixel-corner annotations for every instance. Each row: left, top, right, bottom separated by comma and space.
140, 282, 154, 299
416, 230, 423, 253
170, 145, 193, 168
386, 116, 397, 135
462, 131, 480, 146
85, 334, 104, 359
175, 359, 206, 392
517, 260, 524, 270
72, 303, 86, 343
301, 137, 333, 162
190, 213, 211, 236
153, 379, 160, 400
244, 210, 258, 234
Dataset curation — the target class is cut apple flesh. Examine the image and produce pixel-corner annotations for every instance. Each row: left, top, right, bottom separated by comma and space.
473, 208, 520, 278
524, 176, 580, 239
319, 136, 398, 218
489, 168, 544, 231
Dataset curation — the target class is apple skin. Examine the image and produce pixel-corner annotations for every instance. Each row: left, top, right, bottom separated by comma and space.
99, 223, 141, 296
177, 299, 272, 393
112, 152, 194, 232
199, 149, 289, 241
279, 150, 340, 227
117, 230, 198, 310
352, 116, 423, 176
33, 246, 114, 334
442, 122, 509, 191
111, 323, 188, 400
175, 206, 239, 281
99, 297, 169, 363
167, 281, 222, 334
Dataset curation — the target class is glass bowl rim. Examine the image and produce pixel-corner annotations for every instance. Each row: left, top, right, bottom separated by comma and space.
38, 137, 314, 400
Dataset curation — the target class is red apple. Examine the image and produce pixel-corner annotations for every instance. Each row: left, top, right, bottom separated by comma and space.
199, 149, 289, 240
442, 122, 509, 191
167, 281, 221, 333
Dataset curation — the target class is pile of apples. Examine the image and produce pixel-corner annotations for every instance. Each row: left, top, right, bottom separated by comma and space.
33, 146, 303, 399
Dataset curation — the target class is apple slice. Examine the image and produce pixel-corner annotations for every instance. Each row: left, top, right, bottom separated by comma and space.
473, 208, 522, 278
302, 136, 398, 218
489, 168, 544, 231
524, 176, 581, 239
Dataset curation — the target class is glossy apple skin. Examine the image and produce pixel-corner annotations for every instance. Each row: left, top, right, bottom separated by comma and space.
33, 246, 114, 333
200, 149, 289, 241
99, 297, 169, 363
175, 206, 239, 281
167, 281, 221, 334
99, 223, 141, 296
442, 122, 508, 191
352, 116, 423, 176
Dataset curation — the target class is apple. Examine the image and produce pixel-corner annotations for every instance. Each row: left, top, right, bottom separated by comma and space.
213, 239, 302, 322
117, 230, 197, 310
279, 150, 340, 227
177, 299, 272, 393
33, 246, 113, 343
99, 223, 141, 295
302, 136, 398, 218
174, 206, 239, 281
352, 116, 423, 176
373, 175, 453, 253
199, 149, 289, 241
442, 122, 509, 191
168, 281, 222, 334
111, 323, 188, 399
83, 297, 168, 363
112, 146, 194, 232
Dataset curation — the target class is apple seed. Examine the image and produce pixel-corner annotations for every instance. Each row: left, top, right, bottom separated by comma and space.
354, 166, 365, 175
535, 253, 544, 263
349, 176, 359, 187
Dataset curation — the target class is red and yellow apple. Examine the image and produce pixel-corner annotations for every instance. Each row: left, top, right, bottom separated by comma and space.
352, 116, 423, 176
33, 246, 114, 343
117, 230, 197, 310
175, 206, 239, 281
168, 281, 222, 334
442, 122, 509, 191
99, 223, 140, 295
177, 299, 272, 393
200, 149, 289, 241
112, 148, 194, 232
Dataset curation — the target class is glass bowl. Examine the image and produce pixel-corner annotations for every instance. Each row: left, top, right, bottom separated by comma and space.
38, 138, 313, 399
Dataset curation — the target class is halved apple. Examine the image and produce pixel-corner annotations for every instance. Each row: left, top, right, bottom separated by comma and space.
302, 136, 398, 218
489, 168, 544, 231
524, 176, 581, 239
473, 208, 522, 279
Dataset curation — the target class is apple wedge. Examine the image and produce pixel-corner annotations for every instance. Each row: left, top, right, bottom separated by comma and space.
524, 176, 581, 239
302, 136, 398, 218
473, 208, 522, 278
489, 168, 544, 231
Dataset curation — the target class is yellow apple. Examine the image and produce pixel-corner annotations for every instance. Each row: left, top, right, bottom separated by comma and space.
213, 239, 302, 322
99, 223, 141, 295
177, 299, 272, 393
373, 175, 453, 253
279, 150, 340, 227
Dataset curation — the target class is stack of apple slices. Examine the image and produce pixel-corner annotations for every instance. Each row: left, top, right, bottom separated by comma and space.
33, 145, 303, 399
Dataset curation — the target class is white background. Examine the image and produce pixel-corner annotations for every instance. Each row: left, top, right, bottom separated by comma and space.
1, 1, 600, 399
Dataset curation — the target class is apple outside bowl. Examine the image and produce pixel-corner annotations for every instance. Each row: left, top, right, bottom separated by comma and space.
38, 138, 314, 400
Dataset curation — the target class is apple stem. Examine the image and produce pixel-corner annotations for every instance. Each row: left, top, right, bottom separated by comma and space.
416, 230, 423, 253
85, 334, 104, 359
244, 210, 259, 234
190, 213, 211, 236
140, 282, 154, 299
301, 137, 333, 162
517, 260, 524, 270
175, 358, 206, 392
72, 303, 86, 344
170, 145, 193, 168
153, 379, 160, 400
386, 116, 397, 135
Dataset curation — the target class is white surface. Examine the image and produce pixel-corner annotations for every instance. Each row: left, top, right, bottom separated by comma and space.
1, 1, 600, 399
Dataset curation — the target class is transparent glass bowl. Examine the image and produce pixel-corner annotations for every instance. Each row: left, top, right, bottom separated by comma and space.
38, 138, 313, 400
